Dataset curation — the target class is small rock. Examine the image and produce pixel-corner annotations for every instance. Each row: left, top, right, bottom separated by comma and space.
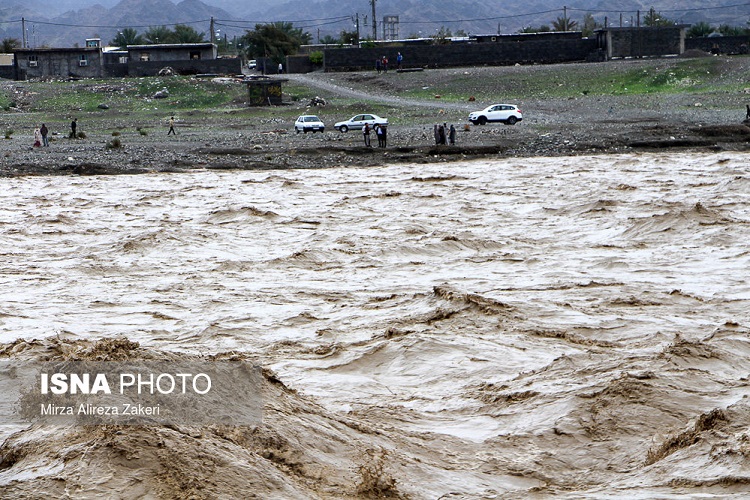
153, 88, 169, 99
98, 103, 109, 109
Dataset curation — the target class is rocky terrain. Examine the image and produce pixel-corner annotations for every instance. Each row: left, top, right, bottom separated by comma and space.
1, 54, 749, 177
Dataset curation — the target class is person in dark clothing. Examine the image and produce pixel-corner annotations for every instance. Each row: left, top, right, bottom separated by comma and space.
40, 123, 49, 146
449, 124, 456, 145
437, 124, 446, 145
746, 104, 750, 120
363, 122, 371, 146
70, 118, 77, 138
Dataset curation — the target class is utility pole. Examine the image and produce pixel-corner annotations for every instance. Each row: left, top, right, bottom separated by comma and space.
563, 6, 568, 31
21, 17, 27, 48
353, 14, 360, 44
210, 17, 215, 44
371, 0, 377, 40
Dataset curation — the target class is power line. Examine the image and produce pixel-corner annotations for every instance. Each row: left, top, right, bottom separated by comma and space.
6, 2, 750, 34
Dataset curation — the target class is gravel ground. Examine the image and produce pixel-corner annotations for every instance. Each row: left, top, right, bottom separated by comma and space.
2, 55, 750, 177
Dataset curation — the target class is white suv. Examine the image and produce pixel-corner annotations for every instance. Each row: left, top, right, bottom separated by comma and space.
469, 104, 522, 125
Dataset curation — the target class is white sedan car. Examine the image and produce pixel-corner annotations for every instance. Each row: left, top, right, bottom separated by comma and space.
468, 104, 522, 125
334, 114, 388, 132
294, 115, 325, 133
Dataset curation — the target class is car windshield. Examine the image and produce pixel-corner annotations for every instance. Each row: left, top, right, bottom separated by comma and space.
305, 117, 320, 122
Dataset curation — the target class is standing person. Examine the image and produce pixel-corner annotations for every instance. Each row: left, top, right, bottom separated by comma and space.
167, 116, 176, 135
70, 118, 77, 139
375, 58, 381, 74
363, 122, 371, 147
374, 124, 382, 147
278, 62, 283, 74
381, 124, 387, 147
437, 124, 445, 145
433, 124, 439, 145
396, 52, 403, 70
33, 128, 41, 147
382, 56, 388, 73
40, 123, 49, 147
449, 124, 456, 145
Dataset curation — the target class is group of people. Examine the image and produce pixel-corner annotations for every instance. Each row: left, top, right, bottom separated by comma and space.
375, 52, 403, 74
33, 124, 49, 147
362, 122, 387, 148
434, 123, 456, 145
33, 118, 79, 147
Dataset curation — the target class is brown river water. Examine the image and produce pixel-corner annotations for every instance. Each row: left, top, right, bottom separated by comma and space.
1, 152, 749, 498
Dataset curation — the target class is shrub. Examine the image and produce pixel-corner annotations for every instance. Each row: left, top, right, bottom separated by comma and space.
106, 137, 122, 149
309, 51, 324, 65
112, 131, 121, 136
4, 129, 12, 139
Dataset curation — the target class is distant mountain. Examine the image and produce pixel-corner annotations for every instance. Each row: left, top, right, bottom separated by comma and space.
0, 0, 744, 48
0, 0, 235, 47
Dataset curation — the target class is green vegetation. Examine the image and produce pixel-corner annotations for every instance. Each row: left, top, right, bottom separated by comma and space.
240, 22, 312, 63
398, 57, 737, 101
309, 51, 324, 65
109, 24, 206, 48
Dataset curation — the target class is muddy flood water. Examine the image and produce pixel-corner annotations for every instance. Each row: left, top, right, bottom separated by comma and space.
1, 152, 750, 498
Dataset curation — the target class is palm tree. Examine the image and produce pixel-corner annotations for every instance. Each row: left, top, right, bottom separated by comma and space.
1, 38, 20, 53
552, 16, 578, 32
110, 28, 144, 50
143, 26, 172, 44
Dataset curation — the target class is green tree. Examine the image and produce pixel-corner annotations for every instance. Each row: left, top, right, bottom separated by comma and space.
552, 16, 578, 32
172, 24, 206, 43
0, 37, 20, 52
686, 22, 713, 38
340, 29, 359, 45
320, 34, 339, 45
718, 24, 747, 36
643, 8, 673, 27
520, 25, 551, 33
110, 28, 144, 49
242, 23, 309, 63
581, 13, 599, 38
431, 26, 452, 44
143, 26, 172, 44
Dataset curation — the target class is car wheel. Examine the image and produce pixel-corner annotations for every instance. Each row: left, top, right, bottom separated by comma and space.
296, 129, 300, 134
478, 116, 487, 125
339, 125, 348, 133
506, 116, 518, 125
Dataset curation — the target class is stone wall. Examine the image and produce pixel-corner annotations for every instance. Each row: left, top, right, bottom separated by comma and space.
604, 27, 685, 58
686, 35, 750, 55
126, 59, 242, 77
323, 38, 598, 72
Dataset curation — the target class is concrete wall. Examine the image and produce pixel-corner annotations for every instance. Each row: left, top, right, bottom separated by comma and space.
15, 48, 103, 79
286, 55, 315, 74
605, 27, 685, 58
685, 35, 750, 55
323, 38, 598, 71
126, 58, 242, 77
127, 44, 216, 63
